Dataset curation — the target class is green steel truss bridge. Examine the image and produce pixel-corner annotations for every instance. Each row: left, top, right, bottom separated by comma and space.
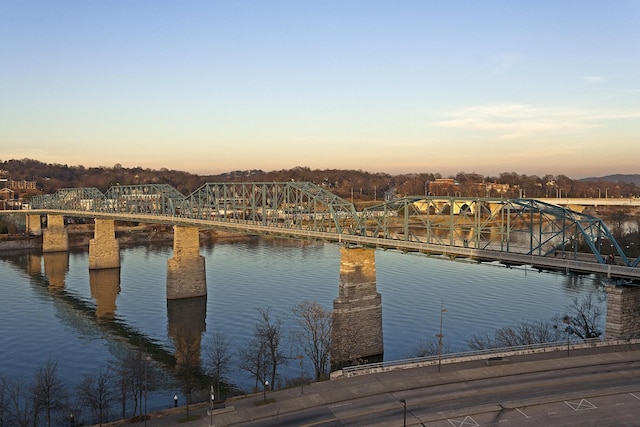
26, 182, 640, 278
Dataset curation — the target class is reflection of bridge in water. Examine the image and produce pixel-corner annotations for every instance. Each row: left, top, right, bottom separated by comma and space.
4, 252, 182, 370
5, 182, 640, 366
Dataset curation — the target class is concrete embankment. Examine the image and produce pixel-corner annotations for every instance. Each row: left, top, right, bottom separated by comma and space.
0, 235, 41, 251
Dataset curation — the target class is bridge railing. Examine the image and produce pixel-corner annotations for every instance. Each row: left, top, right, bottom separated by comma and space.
338, 338, 618, 378
21, 183, 640, 268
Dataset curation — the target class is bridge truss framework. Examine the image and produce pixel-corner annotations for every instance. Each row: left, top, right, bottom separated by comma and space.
26, 182, 639, 268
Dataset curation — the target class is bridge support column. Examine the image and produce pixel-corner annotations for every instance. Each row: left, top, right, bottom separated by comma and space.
42, 215, 68, 253
605, 285, 640, 341
166, 226, 207, 300
89, 219, 120, 269
26, 214, 42, 235
331, 247, 383, 370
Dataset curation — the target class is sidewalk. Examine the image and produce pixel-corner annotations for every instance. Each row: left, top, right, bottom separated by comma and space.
121, 343, 640, 427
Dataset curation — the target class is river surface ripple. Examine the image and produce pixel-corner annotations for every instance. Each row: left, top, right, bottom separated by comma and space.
0, 237, 607, 408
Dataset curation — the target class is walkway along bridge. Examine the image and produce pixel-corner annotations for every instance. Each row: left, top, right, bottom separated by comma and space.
16, 182, 640, 279
7, 181, 640, 368
21, 181, 640, 279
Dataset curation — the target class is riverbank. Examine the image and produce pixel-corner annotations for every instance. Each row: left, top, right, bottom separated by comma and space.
0, 223, 252, 252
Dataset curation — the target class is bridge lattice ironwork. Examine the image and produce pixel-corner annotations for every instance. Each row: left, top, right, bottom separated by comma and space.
179, 182, 358, 233
26, 182, 640, 268
357, 196, 638, 267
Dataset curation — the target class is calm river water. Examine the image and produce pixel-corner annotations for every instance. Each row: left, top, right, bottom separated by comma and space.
0, 237, 608, 411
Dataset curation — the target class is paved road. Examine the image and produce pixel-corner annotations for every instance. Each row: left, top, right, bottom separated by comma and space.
121, 344, 640, 427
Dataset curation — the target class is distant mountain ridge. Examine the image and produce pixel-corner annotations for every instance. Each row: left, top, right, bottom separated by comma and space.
580, 174, 640, 185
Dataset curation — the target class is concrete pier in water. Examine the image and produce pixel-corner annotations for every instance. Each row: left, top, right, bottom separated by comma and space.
42, 215, 68, 253
332, 246, 383, 368
89, 219, 120, 269
605, 284, 640, 340
166, 226, 207, 300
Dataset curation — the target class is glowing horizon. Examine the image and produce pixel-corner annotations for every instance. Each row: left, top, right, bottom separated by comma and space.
1, 1, 638, 179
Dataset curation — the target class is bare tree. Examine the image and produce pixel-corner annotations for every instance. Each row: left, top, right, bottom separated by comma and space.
558, 291, 605, 340
0, 375, 9, 427
292, 301, 332, 381
110, 349, 149, 419
174, 330, 203, 418
238, 337, 270, 392
255, 307, 287, 389
205, 332, 232, 401
469, 319, 563, 350
31, 359, 67, 427
0, 375, 11, 427
469, 291, 605, 351
77, 368, 114, 426
238, 308, 287, 392
8, 377, 34, 427
405, 339, 451, 358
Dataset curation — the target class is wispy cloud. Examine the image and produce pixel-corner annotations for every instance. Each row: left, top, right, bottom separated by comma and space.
435, 103, 640, 139
582, 75, 606, 84
491, 53, 524, 75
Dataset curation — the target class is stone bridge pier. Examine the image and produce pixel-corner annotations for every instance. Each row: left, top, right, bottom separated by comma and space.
166, 226, 207, 300
605, 285, 640, 340
331, 246, 383, 369
89, 219, 120, 269
42, 215, 68, 253
26, 214, 42, 236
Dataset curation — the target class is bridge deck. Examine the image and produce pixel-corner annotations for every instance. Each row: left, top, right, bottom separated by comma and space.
20, 209, 640, 280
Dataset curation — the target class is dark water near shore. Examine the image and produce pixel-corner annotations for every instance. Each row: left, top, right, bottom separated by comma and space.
0, 237, 608, 412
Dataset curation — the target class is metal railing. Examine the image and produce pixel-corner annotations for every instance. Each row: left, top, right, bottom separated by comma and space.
341, 338, 615, 377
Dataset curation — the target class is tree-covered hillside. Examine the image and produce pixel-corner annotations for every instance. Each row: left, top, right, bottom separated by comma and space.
1, 159, 639, 204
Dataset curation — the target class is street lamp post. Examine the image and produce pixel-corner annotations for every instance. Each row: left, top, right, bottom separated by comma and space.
436, 302, 447, 372
563, 315, 571, 356
209, 385, 215, 427
399, 399, 406, 427
263, 380, 269, 401
296, 354, 304, 394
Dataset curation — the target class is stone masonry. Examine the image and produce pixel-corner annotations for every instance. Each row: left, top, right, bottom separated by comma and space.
166, 226, 207, 300
332, 246, 383, 368
42, 214, 68, 253
605, 284, 640, 340
89, 219, 120, 269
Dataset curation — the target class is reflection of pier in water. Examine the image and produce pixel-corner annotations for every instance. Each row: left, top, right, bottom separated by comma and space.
8, 252, 186, 368
167, 296, 207, 369
7, 241, 640, 378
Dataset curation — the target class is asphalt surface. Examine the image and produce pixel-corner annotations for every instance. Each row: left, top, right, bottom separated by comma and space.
113, 343, 640, 427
